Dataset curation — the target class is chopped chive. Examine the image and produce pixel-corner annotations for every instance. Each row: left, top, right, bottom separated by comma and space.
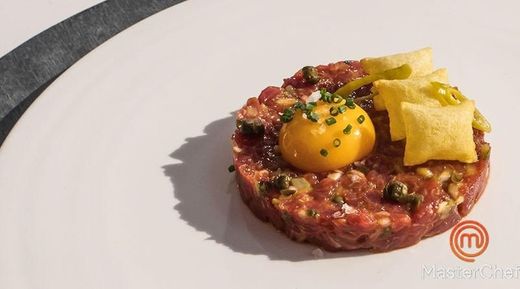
320, 148, 328, 157
294, 102, 306, 110
332, 94, 343, 103
343, 124, 353, 135
338, 105, 347, 114
333, 138, 341, 147
228, 165, 235, 172
319, 89, 333, 102
305, 103, 317, 115
325, 117, 337, 126
281, 108, 295, 123
306, 101, 317, 109
345, 98, 356, 109
307, 112, 319, 122
319, 88, 328, 97
357, 115, 365, 124
329, 107, 339, 116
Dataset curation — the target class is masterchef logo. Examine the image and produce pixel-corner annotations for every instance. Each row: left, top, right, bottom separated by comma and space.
450, 220, 489, 262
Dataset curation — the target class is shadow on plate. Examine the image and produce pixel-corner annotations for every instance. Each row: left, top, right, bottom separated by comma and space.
162, 115, 371, 261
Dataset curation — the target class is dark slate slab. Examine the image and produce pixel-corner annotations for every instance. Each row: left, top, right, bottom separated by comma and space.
0, 0, 186, 146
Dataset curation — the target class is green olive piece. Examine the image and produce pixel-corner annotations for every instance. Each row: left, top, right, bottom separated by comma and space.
302, 66, 320, 84
236, 119, 265, 135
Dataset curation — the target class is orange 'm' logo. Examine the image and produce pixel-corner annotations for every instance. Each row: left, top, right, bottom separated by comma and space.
450, 220, 489, 262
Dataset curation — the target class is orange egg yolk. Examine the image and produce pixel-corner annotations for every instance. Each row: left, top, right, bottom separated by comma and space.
279, 100, 376, 172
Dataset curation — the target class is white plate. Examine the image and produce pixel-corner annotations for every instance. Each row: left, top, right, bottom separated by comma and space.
1, 0, 519, 288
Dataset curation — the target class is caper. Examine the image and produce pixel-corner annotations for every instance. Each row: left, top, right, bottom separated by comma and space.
382, 180, 423, 210
280, 108, 295, 123
410, 195, 423, 210
302, 66, 320, 84
306, 208, 319, 217
383, 180, 409, 202
236, 119, 264, 135
332, 195, 345, 205
273, 174, 291, 190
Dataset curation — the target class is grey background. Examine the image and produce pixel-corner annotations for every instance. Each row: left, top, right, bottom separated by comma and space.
0, 0, 185, 146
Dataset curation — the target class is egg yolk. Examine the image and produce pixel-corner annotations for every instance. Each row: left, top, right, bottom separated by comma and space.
279, 101, 375, 172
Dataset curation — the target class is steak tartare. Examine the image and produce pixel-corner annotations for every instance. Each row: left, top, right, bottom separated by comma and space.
230, 59, 490, 252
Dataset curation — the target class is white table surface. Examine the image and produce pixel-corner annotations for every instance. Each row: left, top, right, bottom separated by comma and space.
0, 0, 103, 57
0, 1, 519, 288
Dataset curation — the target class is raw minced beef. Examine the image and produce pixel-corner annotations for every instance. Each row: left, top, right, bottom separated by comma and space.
231, 60, 490, 251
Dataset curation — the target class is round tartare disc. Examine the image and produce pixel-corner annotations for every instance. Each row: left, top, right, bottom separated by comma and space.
231, 60, 490, 251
